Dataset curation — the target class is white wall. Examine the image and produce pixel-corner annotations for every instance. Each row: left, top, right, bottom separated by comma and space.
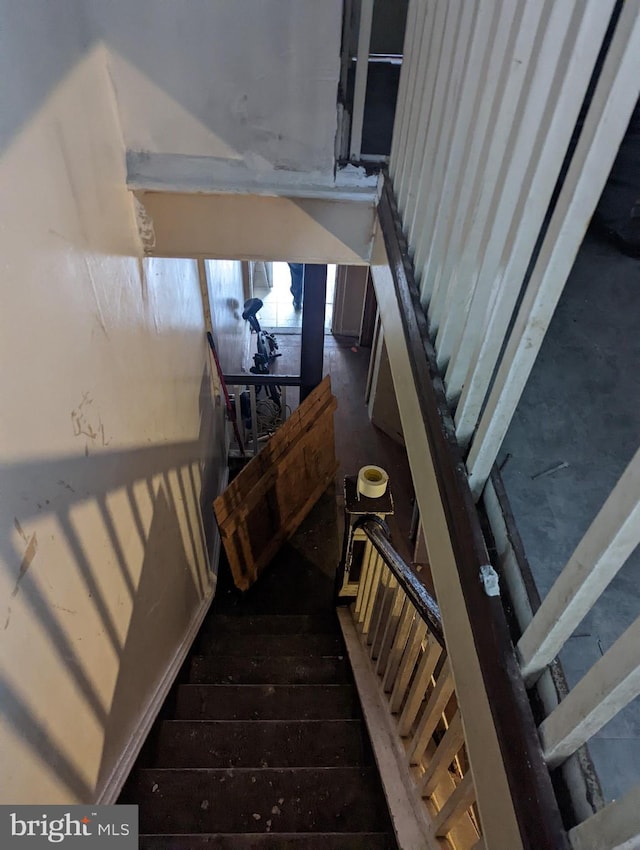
332, 265, 369, 335
93, 0, 343, 179
207, 261, 248, 375
0, 6, 229, 803
133, 190, 376, 264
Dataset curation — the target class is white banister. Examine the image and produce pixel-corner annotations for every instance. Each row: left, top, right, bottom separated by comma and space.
466, 0, 640, 498
416, 0, 522, 305
389, 617, 427, 712
395, 0, 446, 217
436, 0, 580, 364
370, 570, 397, 658
421, 709, 465, 797
433, 770, 476, 838
405, 3, 480, 253
446, 0, 614, 407
382, 600, 415, 691
398, 636, 442, 735
376, 584, 406, 675
407, 0, 499, 288
388, 0, 421, 182
426, 0, 547, 332
403, 0, 476, 240
409, 658, 455, 765
338, 608, 438, 850
349, 0, 374, 161
518, 446, 640, 683
568, 785, 640, 850
539, 616, 640, 769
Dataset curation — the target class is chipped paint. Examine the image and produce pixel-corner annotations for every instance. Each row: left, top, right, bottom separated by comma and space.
133, 195, 156, 253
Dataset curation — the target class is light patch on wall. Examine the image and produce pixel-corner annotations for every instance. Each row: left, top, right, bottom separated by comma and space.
0, 47, 139, 258
0, 671, 98, 804
0, 512, 109, 798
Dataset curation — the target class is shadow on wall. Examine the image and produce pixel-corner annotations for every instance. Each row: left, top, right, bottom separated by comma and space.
0, 367, 223, 802
1, 0, 341, 172
0, 0, 91, 153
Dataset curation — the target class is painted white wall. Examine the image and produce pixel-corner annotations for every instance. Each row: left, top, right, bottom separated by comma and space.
0, 6, 231, 803
133, 191, 376, 264
92, 0, 343, 178
207, 259, 248, 374
332, 265, 369, 335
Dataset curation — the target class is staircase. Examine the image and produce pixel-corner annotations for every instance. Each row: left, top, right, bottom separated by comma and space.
120, 521, 398, 849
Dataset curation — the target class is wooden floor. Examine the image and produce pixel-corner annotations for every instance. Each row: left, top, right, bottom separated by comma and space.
325, 335, 415, 565
245, 326, 415, 566
245, 260, 415, 566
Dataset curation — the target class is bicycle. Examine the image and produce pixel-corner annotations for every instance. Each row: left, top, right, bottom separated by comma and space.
240, 298, 284, 436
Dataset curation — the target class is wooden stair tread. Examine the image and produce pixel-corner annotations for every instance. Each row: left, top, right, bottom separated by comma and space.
154, 719, 371, 768
174, 684, 361, 720
123, 767, 390, 834
138, 832, 395, 848
193, 633, 344, 656
198, 614, 339, 635
189, 655, 351, 685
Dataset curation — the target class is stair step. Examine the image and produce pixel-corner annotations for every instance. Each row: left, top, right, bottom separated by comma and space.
123, 767, 390, 834
155, 720, 371, 768
139, 832, 395, 849
189, 656, 351, 685
175, 684, 361, 720
194, 634, 343, 657
199, 614, 339, 635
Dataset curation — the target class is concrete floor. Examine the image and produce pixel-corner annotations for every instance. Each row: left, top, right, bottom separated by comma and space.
498, 227, 640, 803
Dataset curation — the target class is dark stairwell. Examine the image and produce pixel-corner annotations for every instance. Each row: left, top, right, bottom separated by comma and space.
120, 487, 398, 849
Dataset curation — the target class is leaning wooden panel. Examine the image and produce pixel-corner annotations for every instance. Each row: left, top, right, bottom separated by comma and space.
214, 377, 334, 525
213, 376, 338, 591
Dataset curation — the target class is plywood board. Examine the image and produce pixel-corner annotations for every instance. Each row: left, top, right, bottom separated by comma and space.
214, 376, 338, 590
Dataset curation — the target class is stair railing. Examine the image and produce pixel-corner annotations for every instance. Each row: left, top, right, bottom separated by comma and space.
342, 515, 482, 850
224, 374, 299, 457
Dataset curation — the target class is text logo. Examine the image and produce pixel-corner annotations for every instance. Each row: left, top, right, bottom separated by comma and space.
1, 806, 137, 848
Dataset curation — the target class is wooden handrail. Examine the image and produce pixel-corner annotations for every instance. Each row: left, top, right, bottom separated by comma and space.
223, 373, 301, 386
356, 515, 445, 648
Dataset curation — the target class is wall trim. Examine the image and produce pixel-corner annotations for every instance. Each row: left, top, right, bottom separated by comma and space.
127, 152, 379, 203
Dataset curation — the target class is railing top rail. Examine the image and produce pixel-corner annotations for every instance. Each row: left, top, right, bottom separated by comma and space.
223, 373, 301, 387
357, 515, 445, 648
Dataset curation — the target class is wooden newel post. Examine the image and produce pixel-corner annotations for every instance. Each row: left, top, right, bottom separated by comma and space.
336, 473, 394, 601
